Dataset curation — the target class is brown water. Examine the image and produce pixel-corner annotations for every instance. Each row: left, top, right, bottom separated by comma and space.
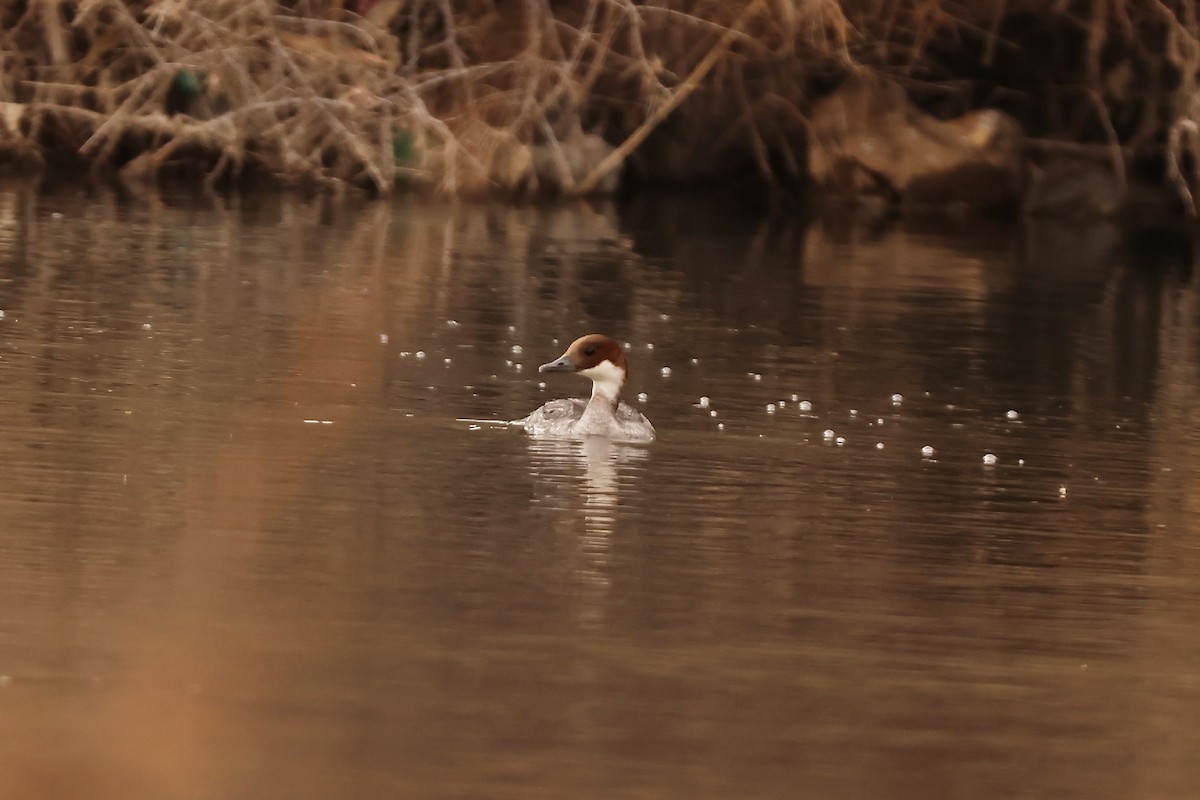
1, 183, 1198, 799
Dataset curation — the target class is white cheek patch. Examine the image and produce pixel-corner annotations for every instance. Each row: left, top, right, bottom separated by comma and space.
580, 359, 625, 399
580, 359, 624, 384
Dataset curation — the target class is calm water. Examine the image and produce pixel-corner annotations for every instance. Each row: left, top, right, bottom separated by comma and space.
1, 183, 1198, 799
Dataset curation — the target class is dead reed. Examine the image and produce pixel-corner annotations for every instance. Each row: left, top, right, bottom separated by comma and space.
0, 1, 1198, 207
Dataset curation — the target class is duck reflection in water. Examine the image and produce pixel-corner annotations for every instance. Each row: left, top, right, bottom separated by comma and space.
526, 436, 648, 627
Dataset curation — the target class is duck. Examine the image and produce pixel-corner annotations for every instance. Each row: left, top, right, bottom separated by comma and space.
517, 334, 656, 443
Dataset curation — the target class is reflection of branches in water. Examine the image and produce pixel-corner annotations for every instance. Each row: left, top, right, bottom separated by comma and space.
526, 436, 647, 628
1148, 266, 1199, 521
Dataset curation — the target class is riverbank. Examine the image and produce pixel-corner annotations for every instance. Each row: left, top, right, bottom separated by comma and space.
2, 1, 1199, 215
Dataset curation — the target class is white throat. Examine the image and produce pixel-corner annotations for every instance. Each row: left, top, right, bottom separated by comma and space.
580, 359, 625, 404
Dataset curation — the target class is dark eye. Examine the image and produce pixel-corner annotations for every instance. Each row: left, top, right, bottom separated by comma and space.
583, 345, 596, 356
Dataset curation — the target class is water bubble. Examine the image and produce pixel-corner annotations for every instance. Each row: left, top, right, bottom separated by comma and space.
921, 445, 935, 458
698, 396, 710, 408
379, 333, 389, 344
0, 310, 5, 319
142, 323, 152, 331
849, 409, 858, 417
710, 410, 718, 418
823, 429, 835, 440
660, 314, 670, 321
982, 453, 998, 465
660, 367, 672, 377
750, 373, 762, 381
646, 343, 655, 350
400, 351, 410, 357
637, 392, 648, 403
835, 437, 846, 446
414, 351, 426, 359
505, 359, 513, 367
891, 393, 903, 405
875, 442, 885, 450
690, 358, 699, 365
443, 358, 452, 365
1059, 486, 1068, 497
625, 342, 632, 349
514, 364, 523, 372
507, 325, 516, 333
779, 400, 786, 407
791, 394, 800, 402
511, 345, 523, 355
717, 423, 725, 430
537, 382, 546, 389
799, 400, 813, 412
1006, 409, 1019, 420
1017, 458, 1025, 466
876, 418, 884, 425
446, 320, 460, 327
766, 403, 776, 413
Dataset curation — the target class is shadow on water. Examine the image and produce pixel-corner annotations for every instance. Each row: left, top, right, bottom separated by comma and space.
0, 181, 1198, 799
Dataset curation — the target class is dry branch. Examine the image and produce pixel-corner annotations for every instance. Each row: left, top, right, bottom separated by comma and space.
0, 0, 1195, 202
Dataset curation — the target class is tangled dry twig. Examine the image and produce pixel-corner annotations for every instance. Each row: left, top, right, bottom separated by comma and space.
0, 0, 1196, 205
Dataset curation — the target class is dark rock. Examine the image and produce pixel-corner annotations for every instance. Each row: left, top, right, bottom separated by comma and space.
1023, 156, 1124, 218
808, 77, 1024, 210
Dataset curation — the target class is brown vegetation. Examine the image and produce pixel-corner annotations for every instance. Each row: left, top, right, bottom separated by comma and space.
1, 1, 1200, 208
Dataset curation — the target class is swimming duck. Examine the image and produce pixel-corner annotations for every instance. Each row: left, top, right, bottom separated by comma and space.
517, 334, 656, 443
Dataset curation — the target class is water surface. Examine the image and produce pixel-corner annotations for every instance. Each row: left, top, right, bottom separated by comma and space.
0, 184, 1198, 799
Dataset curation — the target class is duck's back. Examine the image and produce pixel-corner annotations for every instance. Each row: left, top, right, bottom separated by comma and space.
518, 398, 588, 437
519, 398, 654, 442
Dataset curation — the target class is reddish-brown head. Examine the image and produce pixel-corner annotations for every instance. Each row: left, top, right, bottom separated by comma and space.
538, 334, 625, 373
538, 334, 629, 398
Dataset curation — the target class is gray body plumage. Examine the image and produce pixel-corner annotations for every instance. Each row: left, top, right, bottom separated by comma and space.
517, 397, 655, 443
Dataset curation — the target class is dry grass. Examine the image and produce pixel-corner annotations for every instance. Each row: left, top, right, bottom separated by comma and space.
0, 1, 1198, 205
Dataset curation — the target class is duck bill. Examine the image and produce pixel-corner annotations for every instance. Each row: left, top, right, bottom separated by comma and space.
538, 355, 577, 373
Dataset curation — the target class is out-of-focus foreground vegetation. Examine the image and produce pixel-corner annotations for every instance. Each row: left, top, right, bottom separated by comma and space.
2, 0, 1200, 210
